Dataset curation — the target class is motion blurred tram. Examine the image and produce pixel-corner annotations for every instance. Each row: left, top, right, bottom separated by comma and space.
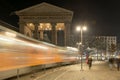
0, 24, 79, 79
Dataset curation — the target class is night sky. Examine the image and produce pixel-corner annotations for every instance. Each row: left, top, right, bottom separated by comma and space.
0, 0, 120, 41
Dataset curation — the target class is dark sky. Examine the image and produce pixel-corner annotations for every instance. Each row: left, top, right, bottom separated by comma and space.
0, 0, 120, 41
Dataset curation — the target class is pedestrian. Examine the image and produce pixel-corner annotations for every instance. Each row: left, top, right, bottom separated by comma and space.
108, 57, 114, 70
88, 56, 93, 69
116, 56, 120, 71
86, 55, 89, 64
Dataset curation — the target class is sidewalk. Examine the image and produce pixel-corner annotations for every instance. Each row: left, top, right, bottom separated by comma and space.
9, 61, 120, 80
67, 61, 120, 80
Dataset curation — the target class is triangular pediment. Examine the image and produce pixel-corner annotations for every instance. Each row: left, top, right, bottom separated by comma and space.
15, 2, 73, 16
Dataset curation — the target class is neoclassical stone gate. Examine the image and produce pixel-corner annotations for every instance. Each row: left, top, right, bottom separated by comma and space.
15, 2, 73, 46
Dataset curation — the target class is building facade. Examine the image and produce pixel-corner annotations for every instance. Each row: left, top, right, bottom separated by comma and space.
106, 36, 117, 56
15, 2, 73, 46
96, 36, 117, 56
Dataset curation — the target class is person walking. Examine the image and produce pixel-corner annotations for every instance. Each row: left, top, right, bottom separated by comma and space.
116, 56, 120, 71
88, 56, 93, 69
108, 57, 114, 70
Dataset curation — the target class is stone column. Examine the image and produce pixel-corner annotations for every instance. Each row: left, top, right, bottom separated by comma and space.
33, 23, 39, 40
55, 29, 57, 45
65, 22, 71, 46
19, 22, 26, 34
40, 30, 44, 40
64, 24, 66, 46
51, 23, 57, 44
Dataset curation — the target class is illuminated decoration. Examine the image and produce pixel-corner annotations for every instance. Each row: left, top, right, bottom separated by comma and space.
39, 23, 52, 31
56, 23, 65, 30
26, 23, 35, 30
24, 23, 35, 37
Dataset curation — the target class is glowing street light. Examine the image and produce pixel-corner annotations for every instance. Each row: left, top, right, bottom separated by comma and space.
76, 25, 87, 71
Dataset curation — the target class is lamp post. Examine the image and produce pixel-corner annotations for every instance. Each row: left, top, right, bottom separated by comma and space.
76, 25, 87, 70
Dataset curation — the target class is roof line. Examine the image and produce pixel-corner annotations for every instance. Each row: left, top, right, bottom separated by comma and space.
15, 2, 73, 14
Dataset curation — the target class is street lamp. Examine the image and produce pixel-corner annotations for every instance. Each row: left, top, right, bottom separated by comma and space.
76, 25, 87, 70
